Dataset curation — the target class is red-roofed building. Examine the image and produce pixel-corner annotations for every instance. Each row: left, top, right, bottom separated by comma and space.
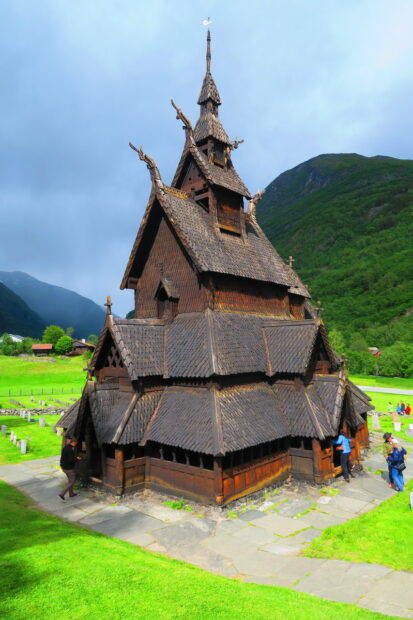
32, 343, 53, 356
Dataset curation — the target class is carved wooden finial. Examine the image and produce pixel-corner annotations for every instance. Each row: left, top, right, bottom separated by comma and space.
341, 353, 347, 370
104, 296, 112, 315
315, 300, 324, 318
248, 189, 265, 220
171, 99, 193, 132
129, 142, 164, 193
288, 256, 295, 268
231, 138, 245, 150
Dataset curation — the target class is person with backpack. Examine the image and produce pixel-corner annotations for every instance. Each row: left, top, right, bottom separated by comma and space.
387, 441, 407, 492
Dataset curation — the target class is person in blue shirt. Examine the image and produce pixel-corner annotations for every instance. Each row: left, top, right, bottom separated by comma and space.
387, 442, 407, 492
333, 431, 352, 482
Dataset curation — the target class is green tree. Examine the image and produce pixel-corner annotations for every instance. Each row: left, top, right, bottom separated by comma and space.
42, 325, 65, 346
65, 327, 74, 338
328, 329, 346, 355
349, 332, 368, 352
86, 334, 98, 346
55, 335, 73, 354
0, 333, 18, 356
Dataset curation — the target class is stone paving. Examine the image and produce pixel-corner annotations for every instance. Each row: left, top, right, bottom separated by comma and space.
1, 438, 413, 618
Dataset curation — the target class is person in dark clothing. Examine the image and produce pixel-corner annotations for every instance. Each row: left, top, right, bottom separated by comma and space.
59, 439, 80, 500
387, 442, 407, 492
333, 430, 352, 482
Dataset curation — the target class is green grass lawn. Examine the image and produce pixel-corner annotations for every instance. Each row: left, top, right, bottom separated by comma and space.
0, 482, 395, 620
0, 355, 85, 409
0, 416, 62, 465
350, 374, 413, 390
304, 479, 413, 572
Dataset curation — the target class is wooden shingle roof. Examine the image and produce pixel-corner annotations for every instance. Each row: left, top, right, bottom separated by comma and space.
194, 112, 230, 144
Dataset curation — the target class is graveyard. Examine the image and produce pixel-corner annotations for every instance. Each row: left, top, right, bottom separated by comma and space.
0, 414, 62, 465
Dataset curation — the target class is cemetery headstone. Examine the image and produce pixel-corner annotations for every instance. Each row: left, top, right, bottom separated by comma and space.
26, 412, 31, 422
372, 412, 380, 430
39, 418, 46, 427
405, 429, 413, 438
409, 424, 413, 430
394, 421, 401, 432
1, 425, 6, 435
10, 432, 15, 442
20, 440, 27, 454
13, 435, 17, 446
52, 424, 57, 433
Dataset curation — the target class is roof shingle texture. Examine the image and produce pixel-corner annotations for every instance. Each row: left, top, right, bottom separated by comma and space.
197, 72, 221, 105
194, 112, 230, 144
264, 321, 318, 374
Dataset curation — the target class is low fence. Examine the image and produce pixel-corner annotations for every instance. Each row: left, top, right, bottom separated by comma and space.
0, 408, 66, 416
0, 387, 82, 397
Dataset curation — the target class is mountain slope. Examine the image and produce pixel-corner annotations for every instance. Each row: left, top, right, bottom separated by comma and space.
0, 272, 106, 339
0, 282, 45, 337
257, 154, 413, 346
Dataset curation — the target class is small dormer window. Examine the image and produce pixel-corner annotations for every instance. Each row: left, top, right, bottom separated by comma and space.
155, 277, 179, 319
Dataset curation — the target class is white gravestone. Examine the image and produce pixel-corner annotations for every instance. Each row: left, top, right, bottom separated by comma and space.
409, 424, 413, 430
394, 422, 401, 432
10, 432, 15, 442
372, 413, 380, 430
39, 418, 45, 427
1, 425, 6, 435
12, 435, 17, 445
20, 440, 27, 454
26, 412, 31, 422
410, 492, 413, 510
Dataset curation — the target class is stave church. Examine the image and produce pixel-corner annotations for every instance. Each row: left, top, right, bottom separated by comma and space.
60, 32, 371, 505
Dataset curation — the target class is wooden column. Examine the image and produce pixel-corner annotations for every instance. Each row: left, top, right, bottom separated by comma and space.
115, 448, 124, 495
214, 457, 224, 506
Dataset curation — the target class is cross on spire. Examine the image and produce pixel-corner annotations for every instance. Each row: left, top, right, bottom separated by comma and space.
288, 256, 295, 268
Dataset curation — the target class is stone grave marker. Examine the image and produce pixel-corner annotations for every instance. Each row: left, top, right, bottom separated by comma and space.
12, 435, 17, 445
394, 421, 401, 432
20, 440, 27, 454
410, 492, 413, 510
39, 418, 46, 427
26, 412, 31, 422
10, 432, 15, 442
372, 413, 380, 430
1, 425, 7, 435
52, 424, 57, 433
405, 429, 413, 438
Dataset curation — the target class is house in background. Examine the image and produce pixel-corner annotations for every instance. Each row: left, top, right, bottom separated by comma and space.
70, 339, 96, 356
32, 343, 53, 356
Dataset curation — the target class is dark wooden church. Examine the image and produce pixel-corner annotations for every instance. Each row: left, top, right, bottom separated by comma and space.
60, 32, 371, 505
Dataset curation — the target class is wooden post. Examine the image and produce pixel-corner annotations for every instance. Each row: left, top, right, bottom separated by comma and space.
115, 448, 124, 495
214, 457, 224, 505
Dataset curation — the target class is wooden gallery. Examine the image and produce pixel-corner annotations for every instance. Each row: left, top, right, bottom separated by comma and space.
61, 33, 371, 505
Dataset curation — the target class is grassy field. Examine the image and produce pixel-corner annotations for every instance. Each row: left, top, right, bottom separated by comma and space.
304, 479, 413, 571
0, 355, 84, 409
0, 415, 62, 465
350, 375, 413, 390
0, 482, 395, 620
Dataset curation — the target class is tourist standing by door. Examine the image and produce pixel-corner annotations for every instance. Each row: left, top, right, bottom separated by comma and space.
333, 430, 352, 483
382, 433, 396, 487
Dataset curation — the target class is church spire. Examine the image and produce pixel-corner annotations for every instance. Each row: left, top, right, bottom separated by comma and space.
195, 30, 230, 145
197, 30, 221, 108
206, 29, 211, 73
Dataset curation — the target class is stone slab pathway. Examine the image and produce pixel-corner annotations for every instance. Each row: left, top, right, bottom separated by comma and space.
1, 442, 413, 618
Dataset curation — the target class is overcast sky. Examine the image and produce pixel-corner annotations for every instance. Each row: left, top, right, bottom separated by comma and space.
1, 0, 413, 317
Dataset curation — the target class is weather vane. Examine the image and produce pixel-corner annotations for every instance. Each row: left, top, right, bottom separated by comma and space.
202, 17, 212, 26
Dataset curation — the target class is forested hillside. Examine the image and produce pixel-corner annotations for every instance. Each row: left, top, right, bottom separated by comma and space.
0, 271, 106, 339
0, 282, 45, 337
257, 154, 413, 351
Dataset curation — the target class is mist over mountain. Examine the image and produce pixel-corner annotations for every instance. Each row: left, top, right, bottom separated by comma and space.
257, 154, 413, 347
0, 271, 106, 339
